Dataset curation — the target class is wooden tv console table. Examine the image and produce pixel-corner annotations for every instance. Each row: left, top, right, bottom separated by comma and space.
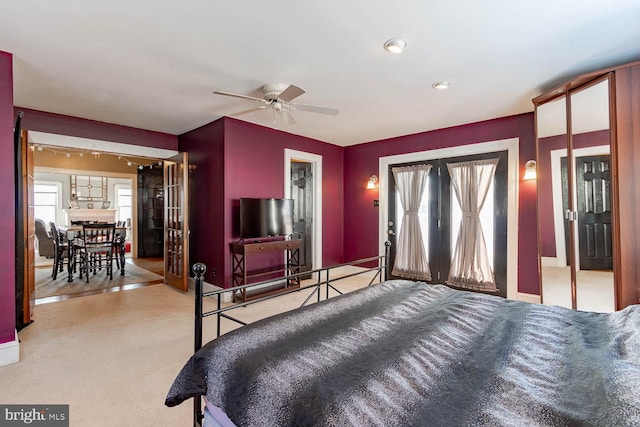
230, 239, 301, 302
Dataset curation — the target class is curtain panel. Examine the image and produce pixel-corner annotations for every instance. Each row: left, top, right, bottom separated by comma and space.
391, 164, 432, 281
446, 158, 499, 292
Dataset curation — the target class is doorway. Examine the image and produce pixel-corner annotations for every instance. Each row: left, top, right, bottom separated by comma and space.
386, 151, 508, 297
378, 138, 520, 300
284, 149, 322, 271
290, 161, 313, 275
23, 131, 177, 307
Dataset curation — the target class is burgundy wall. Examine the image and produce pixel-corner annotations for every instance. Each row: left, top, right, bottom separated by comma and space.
343, 113, 540, 295
15, 107, 178, 150
538, 130, 611, 257
178, 119, 226, 285
0, 52, 15, 344
221, 118, 344, 287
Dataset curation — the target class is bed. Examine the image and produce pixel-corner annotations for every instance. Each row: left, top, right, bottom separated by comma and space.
166, 254, 640, 426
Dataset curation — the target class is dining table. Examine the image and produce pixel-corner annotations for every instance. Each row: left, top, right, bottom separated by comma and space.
58, 225, 127, 282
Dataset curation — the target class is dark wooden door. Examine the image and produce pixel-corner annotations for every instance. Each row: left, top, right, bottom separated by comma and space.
386, 151, 508, 297
137, 167, 164, 257
290, 162, 313, 274
576, 155, 612, 270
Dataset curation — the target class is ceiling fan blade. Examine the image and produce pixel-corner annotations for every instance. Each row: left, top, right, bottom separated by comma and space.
230, 106, 267, 117
278, 85, 305, 102
283, 110, 297, 125
291, 103, 339, 116
213, 90, 268, 104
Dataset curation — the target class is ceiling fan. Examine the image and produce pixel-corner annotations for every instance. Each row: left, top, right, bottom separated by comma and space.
213, 83, 339, 124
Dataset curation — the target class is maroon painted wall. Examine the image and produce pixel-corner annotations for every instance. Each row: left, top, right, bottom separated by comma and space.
180, 118, 344, 287
0, 52, 15, 344
178, 118, 226, 285
538, 129, 611, 257
343, 113, 540, 295
15, 107, 178, 150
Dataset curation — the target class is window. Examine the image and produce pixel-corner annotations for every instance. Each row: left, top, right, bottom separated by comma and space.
115, 185, 132, 224
34, 182, 61, 227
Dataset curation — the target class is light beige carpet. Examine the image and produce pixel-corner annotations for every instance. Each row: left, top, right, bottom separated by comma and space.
1, 276, 371, 426
1, 285, 195, 426
35, 262, 164, 299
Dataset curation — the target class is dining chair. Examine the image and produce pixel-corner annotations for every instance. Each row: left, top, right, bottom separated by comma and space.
76, 223, 116, 282
49, 222, 70, 280
113, 227, 127, 275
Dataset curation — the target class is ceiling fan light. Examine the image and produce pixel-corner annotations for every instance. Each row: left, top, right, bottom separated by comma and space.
384, 38, 407, 54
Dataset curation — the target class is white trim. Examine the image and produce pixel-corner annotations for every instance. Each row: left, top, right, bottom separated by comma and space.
550, 148, 568, 267
284, 149, 323, 270
29, 131, 178, 159
378, 138, 520, 300
541, 256, 558, 267
516, 292, 541, 304
0, 330, 20, 366
549, 144, 609, 270
35, 166, 137, 180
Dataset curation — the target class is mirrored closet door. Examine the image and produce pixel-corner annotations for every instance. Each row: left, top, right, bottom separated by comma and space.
534, 60, 640, 312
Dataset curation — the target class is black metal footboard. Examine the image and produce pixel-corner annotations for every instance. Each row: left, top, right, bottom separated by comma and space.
190, 241, 390, 427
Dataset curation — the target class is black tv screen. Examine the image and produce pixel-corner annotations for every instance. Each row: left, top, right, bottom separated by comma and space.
240, 198, 294, 239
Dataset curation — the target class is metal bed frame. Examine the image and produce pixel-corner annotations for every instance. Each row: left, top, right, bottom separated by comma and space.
189, 241, 390, 427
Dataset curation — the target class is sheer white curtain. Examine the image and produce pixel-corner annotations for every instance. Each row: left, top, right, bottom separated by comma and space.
391, 164, 432, 281
446, 159, 499, 292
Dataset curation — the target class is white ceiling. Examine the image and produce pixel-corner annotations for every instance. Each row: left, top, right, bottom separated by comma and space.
2, 0, 640, 147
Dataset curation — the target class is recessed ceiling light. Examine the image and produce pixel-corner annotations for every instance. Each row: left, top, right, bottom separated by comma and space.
384, 38, 407, 54
432, 81, 451, 90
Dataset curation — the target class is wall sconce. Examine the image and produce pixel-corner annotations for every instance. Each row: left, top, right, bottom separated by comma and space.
523, 160, 537, 180
367, 175, 378, 189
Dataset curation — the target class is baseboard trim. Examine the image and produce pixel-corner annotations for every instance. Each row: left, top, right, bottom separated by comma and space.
0, 330, 20, 367
516, 292, 541, 304
541, 257, 557, 267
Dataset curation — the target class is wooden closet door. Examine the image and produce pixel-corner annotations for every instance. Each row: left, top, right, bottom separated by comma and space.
612, 63, 640, 309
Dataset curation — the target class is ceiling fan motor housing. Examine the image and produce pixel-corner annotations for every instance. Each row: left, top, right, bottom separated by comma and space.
262, 83, 289, 101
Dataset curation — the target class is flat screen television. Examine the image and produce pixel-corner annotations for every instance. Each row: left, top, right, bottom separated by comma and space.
240, 198, 294, 239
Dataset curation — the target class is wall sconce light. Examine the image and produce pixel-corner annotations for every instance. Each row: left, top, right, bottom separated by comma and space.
523, 160, 537, 180
367, 175, 378, 189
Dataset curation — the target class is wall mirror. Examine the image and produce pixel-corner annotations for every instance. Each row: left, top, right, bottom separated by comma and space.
570, 79, 613, 312
537, 94, 571, 308
536, 77, 614, 312
70, 175, 108, 201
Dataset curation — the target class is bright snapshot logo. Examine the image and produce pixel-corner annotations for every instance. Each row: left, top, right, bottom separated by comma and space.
0, 405, 68, 426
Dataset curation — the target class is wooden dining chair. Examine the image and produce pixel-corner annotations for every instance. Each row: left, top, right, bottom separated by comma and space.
76, 223, 117, 282
113, 227, 127, 275
49, 222, 70, 280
